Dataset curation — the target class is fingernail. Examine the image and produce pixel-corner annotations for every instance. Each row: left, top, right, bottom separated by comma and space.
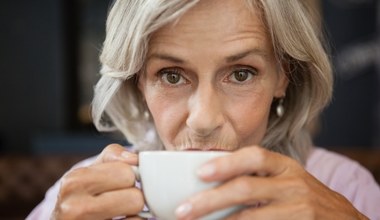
197, 163, 215, 178
175, 203, 192, 218
121, 151, 137, 160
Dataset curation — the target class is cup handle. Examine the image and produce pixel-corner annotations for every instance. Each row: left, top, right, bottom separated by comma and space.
131, 165, 154, 219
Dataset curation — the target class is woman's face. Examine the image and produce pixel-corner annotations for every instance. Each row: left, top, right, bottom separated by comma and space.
139, 0, 288, 151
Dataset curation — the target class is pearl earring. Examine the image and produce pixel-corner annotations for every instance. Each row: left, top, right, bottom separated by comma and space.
276, 98, 284, 117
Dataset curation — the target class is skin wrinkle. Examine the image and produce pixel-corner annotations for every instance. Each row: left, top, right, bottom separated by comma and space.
146, 47, 270, 67
148, 34, 271, 71
47, 1, 373, 219
139, 0, 288, 152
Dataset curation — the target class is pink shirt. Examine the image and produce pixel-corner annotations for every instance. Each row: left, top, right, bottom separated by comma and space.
27, 147, 380, 219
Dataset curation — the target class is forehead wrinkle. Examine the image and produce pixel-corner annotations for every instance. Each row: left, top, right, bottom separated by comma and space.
147, 36, 190, 65
147, 53, 185, 64
221, 18, 269, 43
225, 48, 270, 63
221, 27, 274, 62
146, 0, 273, 67
223, 25, 268, 42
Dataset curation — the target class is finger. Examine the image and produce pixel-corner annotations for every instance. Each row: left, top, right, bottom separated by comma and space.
94, 144, 138, 165
59, 187, 144, 220
225, 203, 305, 220
125, 217, 144, 220
111, 217, 141, 220
94, 187, 145, 218
61, 162, 137, 196
177, 172, 323, 220
176, 176, 286, 220
197, 146, 297, 182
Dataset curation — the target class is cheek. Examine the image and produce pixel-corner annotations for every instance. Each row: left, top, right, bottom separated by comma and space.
227, 93, 273, 145
144, 89, 187, 144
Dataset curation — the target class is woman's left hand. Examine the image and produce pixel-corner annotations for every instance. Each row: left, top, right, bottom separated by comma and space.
175, 146, 369, 220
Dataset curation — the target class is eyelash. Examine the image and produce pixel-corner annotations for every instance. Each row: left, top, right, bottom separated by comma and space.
226, 66, 258, 84
157, 67, 188, 86
156, 65, 258, 85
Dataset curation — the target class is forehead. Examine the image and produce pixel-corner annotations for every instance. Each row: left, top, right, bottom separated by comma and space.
149, 0, 271, 53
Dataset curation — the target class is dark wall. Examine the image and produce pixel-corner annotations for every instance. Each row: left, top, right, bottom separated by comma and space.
315, 0, 380, 148
0, 0, 73, 153
0, 0, 120, 155
0, 0, 378, 154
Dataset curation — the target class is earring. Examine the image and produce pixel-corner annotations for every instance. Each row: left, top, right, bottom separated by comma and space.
276, 98, 284, 117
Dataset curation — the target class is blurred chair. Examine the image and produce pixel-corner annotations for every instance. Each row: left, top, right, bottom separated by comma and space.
0, 155, 85, 219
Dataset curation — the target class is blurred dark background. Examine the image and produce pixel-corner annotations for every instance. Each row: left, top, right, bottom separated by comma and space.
314, 0, 380, 148
0, 0, 120, 156
0, 0, 379, 219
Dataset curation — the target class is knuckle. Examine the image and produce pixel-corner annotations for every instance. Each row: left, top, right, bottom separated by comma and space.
234, 176, 254, 194
240, 146, 266, 165
105, 143, 123, 152
127, 188, 145, 212
60, 168, 88, 196
249, 146, 267, 160
255, 148, 267, 164
56, 199, 89, 220
96, 144, 124, 163
115, 163, 137, 185
102, 144, 120, 156
285, 157, 302, 172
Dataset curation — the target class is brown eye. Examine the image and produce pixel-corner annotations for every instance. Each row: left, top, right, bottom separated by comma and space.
158, 68, 187, 85
233, 70, 249, 82
229, 67, 257, 83
166, 72, 180, 84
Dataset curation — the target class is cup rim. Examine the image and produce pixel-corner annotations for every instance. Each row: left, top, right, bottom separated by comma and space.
138, 150, 230, 156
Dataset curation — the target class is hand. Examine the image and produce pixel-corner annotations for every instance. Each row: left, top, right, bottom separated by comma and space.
52, 144, 145, 220
175, 146, 369, 220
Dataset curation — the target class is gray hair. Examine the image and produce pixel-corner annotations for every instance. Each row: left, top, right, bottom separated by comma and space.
92, 0, 333, 164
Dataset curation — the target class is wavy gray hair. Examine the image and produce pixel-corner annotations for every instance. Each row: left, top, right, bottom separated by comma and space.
92, 0, 333, 164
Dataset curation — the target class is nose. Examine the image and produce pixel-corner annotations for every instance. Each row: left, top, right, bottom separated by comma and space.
186, 84, 225, 137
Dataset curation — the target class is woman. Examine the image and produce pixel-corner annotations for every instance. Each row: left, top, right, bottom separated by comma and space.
28, 0, 380, 219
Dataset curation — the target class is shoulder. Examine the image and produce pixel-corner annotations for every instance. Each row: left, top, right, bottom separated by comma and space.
306, 147, 380, 219
306, 147, 364, 185
305, 147, 376, 194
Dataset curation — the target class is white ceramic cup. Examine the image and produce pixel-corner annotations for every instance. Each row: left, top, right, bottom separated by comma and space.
133, 151, 241, 220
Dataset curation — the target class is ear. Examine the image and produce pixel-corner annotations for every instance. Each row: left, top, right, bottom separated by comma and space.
274, 62, 289, 98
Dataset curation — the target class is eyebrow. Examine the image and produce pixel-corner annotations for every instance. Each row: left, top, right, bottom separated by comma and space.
225, 48, 269, 62
147, 48, 269, 64
147, 53, 185, 64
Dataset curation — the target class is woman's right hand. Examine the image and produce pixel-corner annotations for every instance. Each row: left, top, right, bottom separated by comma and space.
52, 144, 145, 220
